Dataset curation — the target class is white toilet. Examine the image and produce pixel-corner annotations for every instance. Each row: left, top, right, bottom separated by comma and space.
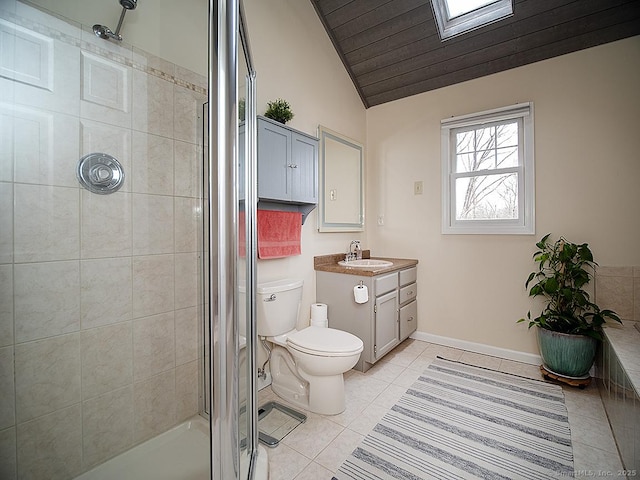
257, 279, 363, 415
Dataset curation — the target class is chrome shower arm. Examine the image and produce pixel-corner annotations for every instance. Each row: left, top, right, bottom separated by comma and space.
113, 7, 128, 38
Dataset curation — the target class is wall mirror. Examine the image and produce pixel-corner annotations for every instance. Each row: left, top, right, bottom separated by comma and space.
318, 126, 364, 232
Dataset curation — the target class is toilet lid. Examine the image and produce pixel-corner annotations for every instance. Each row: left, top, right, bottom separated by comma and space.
287, 326, 363, 357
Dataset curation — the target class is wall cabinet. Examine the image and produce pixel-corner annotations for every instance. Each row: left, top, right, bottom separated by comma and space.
316, 266, 418, 372
257, 116, 318, 205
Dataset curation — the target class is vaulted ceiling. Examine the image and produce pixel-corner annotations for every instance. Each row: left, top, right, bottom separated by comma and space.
310, 0, 640, 108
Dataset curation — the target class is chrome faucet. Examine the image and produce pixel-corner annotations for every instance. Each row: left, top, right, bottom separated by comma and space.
346, 240, 362, 262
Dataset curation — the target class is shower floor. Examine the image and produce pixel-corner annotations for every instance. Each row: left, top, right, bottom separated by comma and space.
75, 416, 210, 480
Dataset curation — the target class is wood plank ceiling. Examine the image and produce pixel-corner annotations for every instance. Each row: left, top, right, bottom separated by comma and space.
309, 0, 640, 108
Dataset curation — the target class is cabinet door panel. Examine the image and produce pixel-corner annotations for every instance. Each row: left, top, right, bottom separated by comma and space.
258, 119, 290, 200
291, 132, 318, 203
375, 290, 399, 360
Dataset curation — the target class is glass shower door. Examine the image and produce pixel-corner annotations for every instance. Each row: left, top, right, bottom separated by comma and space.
0, 0, 211, 478
209, 0, 262, 478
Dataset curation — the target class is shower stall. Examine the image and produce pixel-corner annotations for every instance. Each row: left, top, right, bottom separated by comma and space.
0, 0, 262, 478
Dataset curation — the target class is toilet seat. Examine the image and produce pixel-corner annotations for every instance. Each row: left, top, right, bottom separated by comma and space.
287, 326, 363, 357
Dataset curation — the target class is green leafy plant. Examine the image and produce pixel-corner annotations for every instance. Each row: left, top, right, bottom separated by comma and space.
264, 98, 294, 124
518, 233, 621, 340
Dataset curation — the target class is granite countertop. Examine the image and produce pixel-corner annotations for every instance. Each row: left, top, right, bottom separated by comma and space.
603, 322, 640, 392
314, 251, 418, 277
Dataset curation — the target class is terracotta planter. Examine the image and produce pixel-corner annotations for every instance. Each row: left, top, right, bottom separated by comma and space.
537, 327, 598, 378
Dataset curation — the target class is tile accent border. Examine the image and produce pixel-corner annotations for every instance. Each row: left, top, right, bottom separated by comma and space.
0, 6, 207, 95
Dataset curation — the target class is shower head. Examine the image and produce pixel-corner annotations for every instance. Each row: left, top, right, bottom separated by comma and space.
92, 24, 115, 40
120, 0, 137, 10
93, 0, 137, 42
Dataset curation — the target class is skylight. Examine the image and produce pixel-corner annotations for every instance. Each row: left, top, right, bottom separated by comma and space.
431, 0, 513, 40
446, 0, 496, 19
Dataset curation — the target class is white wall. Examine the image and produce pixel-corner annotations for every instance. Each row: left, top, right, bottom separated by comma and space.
365, 36, 640, 355
244, 0, 367, 330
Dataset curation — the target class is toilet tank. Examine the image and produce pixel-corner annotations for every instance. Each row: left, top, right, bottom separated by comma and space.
256, 279, 303, 337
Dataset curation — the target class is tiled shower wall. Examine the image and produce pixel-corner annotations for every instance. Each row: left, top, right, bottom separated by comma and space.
0, 3, 207, 479
595, 267, 640, 324
595, 267, 640, 470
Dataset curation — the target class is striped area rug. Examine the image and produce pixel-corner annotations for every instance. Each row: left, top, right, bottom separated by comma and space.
334, 357, 573, 479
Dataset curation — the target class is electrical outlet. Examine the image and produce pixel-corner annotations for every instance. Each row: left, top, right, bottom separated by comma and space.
377, 215, 384, 226
414, 181, 423, 195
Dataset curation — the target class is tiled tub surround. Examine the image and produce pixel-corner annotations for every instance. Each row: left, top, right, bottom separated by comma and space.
595, 267, 640, 470
0, 3, 207, 479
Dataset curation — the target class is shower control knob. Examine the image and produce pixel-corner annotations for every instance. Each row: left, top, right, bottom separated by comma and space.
77, 152, 125, 194
90, 164, 114, 185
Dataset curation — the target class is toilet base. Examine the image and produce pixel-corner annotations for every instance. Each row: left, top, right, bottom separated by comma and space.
269, 347, 348, 415
270, 348, 310, 412
303, 371, 346, 415
271, 382, 309, 414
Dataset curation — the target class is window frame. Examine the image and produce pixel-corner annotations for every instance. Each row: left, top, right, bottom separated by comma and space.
431, 0, 513, 41
441, 102, 535, 235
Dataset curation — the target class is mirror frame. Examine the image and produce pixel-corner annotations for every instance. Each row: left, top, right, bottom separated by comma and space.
317, 126, 365, 232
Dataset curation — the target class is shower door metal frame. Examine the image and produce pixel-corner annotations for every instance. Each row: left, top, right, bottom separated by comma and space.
240, 0, 260, 471
209, 0, 258, 479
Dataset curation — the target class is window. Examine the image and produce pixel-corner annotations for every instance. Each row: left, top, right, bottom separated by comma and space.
441, 103, 534, 234
431, 0, 513, 40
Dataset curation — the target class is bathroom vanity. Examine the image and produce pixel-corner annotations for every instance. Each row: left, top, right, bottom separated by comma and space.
315, 254, 418, 372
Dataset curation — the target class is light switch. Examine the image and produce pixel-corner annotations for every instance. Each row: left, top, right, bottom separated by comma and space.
330, 189, 337, 201
414, 181, 423, 195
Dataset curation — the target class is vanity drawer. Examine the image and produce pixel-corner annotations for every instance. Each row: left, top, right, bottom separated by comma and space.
399, 282, 417, 304
400, 300, 417, 340
399, 267, 417, 286
374, 272, 398, 296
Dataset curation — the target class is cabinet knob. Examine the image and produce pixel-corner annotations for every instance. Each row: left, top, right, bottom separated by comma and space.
408, 316, 414, 322
288, 164, 298, 168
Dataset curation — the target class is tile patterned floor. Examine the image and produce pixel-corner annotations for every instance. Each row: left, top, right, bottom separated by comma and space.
261, 339, 623, 479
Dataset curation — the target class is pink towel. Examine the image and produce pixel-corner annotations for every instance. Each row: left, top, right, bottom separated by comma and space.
258, 209, 302, 259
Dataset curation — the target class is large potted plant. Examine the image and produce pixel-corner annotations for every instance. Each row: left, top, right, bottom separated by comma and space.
518, 234, 621, 378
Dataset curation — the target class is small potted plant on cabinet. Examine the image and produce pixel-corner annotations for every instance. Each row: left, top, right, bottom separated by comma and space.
264, 98, 294, 124
518, 234, 621, 380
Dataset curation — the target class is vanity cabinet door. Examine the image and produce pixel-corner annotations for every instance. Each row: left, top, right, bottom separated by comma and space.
374, 290, 399, 360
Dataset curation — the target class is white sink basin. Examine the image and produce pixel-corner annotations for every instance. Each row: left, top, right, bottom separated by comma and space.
338, 259, 393, 268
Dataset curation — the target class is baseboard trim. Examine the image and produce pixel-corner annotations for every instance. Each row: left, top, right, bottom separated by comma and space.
410, 331, 541, 366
